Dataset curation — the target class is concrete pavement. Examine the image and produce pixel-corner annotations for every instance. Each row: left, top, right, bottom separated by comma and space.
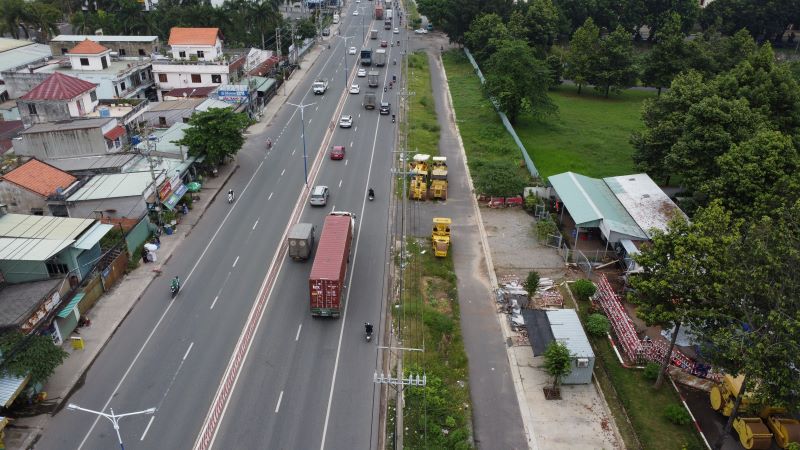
3, 41, 327, 450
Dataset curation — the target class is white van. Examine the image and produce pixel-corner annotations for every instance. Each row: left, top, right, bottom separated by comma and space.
333, 14, 340, 24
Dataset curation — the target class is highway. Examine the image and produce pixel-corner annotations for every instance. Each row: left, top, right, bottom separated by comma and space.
37, 4, 404, 450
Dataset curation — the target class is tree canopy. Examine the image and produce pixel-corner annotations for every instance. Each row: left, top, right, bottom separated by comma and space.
641, 13, 690, 95
0, 331, 68, 386
565, 20, 636, 97
178, 108, 251, 166
544, 340, 572, 389
700, 0, 800, 41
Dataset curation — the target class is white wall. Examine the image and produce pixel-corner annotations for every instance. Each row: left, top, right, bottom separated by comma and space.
170, 39, 221, 61
67, 91, 99, 117
152, 64, 230, 94
68, 53, 110, 71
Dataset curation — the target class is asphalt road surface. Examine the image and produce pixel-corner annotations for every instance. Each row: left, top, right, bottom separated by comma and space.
37, 5, 404, 450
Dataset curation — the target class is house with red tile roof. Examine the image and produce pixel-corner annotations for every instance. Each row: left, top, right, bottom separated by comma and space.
17, 72, 98, 128
0, 158, 79, 216
167, 28, 222, 61
66, 39, 113, 72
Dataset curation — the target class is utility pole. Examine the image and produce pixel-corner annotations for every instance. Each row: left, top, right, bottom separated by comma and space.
339, 35, 355, 89
286, 101, 316, 186
140, 123, 165, 229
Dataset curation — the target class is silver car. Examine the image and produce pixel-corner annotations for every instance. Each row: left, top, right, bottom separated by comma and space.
339, 114, 353, 128
309, 185, 329, 206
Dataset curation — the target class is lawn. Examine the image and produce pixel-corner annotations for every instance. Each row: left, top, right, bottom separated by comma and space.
406, 51, 440, 157
443, 51, 653, 182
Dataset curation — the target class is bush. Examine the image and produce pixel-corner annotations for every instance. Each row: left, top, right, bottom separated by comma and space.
523, 193, 539, 212
524, 271, 540, 293
572, 279, 597, 301
471, 160, 528, 197
664, 404, 692, 426
586, 313, 610, 337
533, 217, 558, 241
643, 362, 661, 381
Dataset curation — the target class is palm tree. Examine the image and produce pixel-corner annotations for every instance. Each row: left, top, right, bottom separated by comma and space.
0, 0, 28, 39
23, 2, 62, 42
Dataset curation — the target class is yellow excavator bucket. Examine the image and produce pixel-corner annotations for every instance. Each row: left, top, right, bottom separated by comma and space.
734, 417, 773, 449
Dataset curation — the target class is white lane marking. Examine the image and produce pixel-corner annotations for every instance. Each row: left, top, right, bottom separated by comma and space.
183, 342, 194, 361
268, 192, 273, 200
292, 148, 296, 155
338, 179, 342, 188
295, 324, 302, 341
354, 126, 358, 132
140, 416, 155, 441
281, 168, 286, 176
309, 118, 313, 124
76, 157, 268, 450
253, 218, 259, 230
315, 106, 319, 111
275, 391, 284, 413
345, 160, 348, 166
232, 256, 240, 268
350, 141, 353, 147
210, 296, 219, 310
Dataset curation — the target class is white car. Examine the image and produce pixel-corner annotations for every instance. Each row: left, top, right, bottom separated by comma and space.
349, 84, 360, 94
357, 68, 366, 77
393, 27, 399, 34
339, 114, 353, 128
353, 10, 359, 15
348, 46, 357, 55
414, 28, 427, 34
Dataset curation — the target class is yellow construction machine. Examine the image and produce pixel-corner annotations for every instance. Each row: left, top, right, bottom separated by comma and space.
429, 156, 448, 200
408, 154, 430, 200
710, 374, 800, 449
431, 217, 451, 257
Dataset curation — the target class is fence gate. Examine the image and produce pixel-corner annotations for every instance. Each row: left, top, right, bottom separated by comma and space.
544, 233, 562, 249
534, 204, 548, 220
576, 250, 592, 276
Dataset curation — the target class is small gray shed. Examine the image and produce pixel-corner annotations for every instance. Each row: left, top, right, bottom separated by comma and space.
546, 309, 595, 384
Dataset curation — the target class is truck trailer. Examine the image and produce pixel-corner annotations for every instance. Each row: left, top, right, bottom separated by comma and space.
308, 212, 355, 317
374, 48, 386, 66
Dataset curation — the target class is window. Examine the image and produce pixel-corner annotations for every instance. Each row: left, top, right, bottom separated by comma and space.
46, 258, 69, 276
182, 117, 190, 123
159, 116, 167, 127
179, 51, 186, 58
191, 74, 201, 83
211, 74, 222, 83
61, 48, 68, 55
576, 358, 590, 368
197, 51, 205, 59
30, 208, 44, 216
90, 91, 97, 102
119, 48, 126, 56
28, 104, 37, 115
139, 48, 146, 56
120, 82, 126, 92
158, 73, 167, 83
80, 57, 90, 66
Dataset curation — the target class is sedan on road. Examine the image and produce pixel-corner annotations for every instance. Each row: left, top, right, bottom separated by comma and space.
349, 84, 360, 94
380, 40, 388, 47
357, 68, 366, 77
330, 145, 346, 160
414, 28, 427, 34
393, 27, 399, 34
339, 114, 353, 128
379, 101, 391, 115
349, 46, 357, 55
353, 10, 359, 15
309, 185, 330, 205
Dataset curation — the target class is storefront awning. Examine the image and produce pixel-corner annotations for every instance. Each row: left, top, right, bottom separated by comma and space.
57, 293, 84, 318
163, 183, 188, 211
0, 374, 29, 408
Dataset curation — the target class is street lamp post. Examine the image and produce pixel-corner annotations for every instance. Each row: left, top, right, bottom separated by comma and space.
340, 35, 355, 88
67, 403, 156, 450
287, 101, 316, 186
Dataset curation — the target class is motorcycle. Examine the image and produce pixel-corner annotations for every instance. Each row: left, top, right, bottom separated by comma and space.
227, 190, 235, 203
170, 279, 180, 298
392, 115, 396, 123
368, 189, 375, 201
365, 323, 374, 342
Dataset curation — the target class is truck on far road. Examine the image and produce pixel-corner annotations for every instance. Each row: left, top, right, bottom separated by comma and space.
360, 48, 372, 65
368, 70, 380, 87
363, 92, 376, 109
312, 79, 328, 94
386, 9, 393, 19
374, 3, 383, 19
374, 48, 387, 66
308, 211, 355, 317
370, 29, 378, 39
288, 223, 315, 261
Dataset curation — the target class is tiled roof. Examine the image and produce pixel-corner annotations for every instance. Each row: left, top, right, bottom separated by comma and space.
103, 125, 125, 141
164, 86, 217, 98
68, 39, 109, 55
168, 28, 220, 46
20, 72, 96, 101
2, 158, 77, 197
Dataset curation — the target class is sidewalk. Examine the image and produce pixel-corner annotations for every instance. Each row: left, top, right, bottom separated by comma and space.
4, 41, 327, 450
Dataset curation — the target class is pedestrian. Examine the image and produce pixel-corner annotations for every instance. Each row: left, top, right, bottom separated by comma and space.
142, 250, 149, 264
182, 203, 189, 215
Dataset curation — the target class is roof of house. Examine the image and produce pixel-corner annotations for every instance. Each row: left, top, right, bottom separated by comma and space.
67, 39, 110, 55
20, 72, 96, 101
103, 125, 126, 141
20, 118, 114, 134
0, 40, 51, 74
51, 35, 159, 43
67, 172, 155, 201
168, 28, 220, 46
0, 38, 35, 53
163, 86, 218, 99
546, 309, 594, 358
134, 122, 190, 156
0, 214, 96, 261
45, 154, 139, 173
2, 159, 77, 197
604, 173, 687, 238
0, 278, 62, 331
195, 98, 231, 112
0, 120, 23, 154
145, 98, 204, 112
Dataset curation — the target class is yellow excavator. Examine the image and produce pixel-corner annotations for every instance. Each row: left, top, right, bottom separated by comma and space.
429, 156, 448, 200
710, 374, 800, 449
431, 217, 451, 257
409, 154, 430, 200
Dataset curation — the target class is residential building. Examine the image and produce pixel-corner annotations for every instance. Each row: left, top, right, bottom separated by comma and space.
195, 98, 232, 112
162, 86, 218, 100
49, 35, 160, 59
45, 153, 139, 176
0, 120, 23, 154
14, 118, 125, 159
0, 159, 78, 216
134, 122, 190, 159
17, 72, 99, 128
0, 38, 52, 103
67, 171, 159, 220
167, 27, 223, 61
141, 98, 204, 128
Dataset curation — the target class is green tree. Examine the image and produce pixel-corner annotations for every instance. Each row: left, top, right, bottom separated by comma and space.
463, 13, 509, 63
588, 25, 637, 97
544, 340, 572, 390
23, 1, 61, 41
178, 108, 251, 166
524, 271, 540, 293
572, 279, 596, 301
484, 39, 556, 123
0, 331, 69, 385
631, 203, 740, 389
516, 0, 560, 51
641, 12, 689, 95
565, 17, 599, 95
641, 0, 699, 37
700, 0, 800, 40
471, 160, 528, 197
545, 52, 564, 86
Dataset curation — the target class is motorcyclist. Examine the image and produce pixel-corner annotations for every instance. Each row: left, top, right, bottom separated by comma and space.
171, 276, 181, 291
384, 86, 387, 92
368, 188, 375, 199
365, 322, 373, 335
393, 58, 396, 65
227, 189, 235, 202
392, 114, 396, 122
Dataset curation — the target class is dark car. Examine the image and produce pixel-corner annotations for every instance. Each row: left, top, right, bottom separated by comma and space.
379, 101, 391, 115
330, 145, 346, 160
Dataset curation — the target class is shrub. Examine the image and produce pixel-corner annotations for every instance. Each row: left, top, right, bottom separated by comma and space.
664, 404, 692, 426
643, 362, 661, 381
533, 217, 558, 241
471, 160, 528, 197
524, 271, 540, 293
585, 313, 610, 337
523, 193, 539, 212
572, 279, 597, 301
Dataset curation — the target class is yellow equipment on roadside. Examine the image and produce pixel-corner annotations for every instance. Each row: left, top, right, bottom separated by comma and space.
431, 217, 451, 257
429, 156, 448, 200
409, 154, 430, 201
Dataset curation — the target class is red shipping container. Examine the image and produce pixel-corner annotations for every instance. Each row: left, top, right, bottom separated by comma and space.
308, 214, 354, 317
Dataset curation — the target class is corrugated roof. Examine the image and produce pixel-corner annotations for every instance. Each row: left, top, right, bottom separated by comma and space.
0, 37, 34, 52
2, 159, 77, 197
146, 98, 204, 112
20, 72, 96, 101
0, 41, 51, 74
46, 154, 138, 172
51, 35, 159, 43
546, 309, 594, 358
73, 223, 113, 249
549, 172, 647, 241
195, 98, 231, 112
68, 39, 109, 55
604, 173, 686, 239
164, 86, 218, 98
0, 237, 74, 260
0, 214, 95, 240
309, 215, 352, 280
21, 118, 114, 134
168, 28, 220, 46
103, 125, 126, 141
67, 172, 155, 201
57, 292, 84, 318
0, 374, 29, 408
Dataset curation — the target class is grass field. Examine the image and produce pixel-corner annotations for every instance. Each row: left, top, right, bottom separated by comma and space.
442, 51, 653, 181
405, 52, 441, 157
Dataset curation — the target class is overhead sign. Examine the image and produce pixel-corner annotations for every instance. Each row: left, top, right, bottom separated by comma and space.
217, 84, 249, 103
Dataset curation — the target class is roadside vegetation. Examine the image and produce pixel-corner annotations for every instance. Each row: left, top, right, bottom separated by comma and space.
565, 283, 705, 450
391, 239, 472, 449
405, 52, 441, 157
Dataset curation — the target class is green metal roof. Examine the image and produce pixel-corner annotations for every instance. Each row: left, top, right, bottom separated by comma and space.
57, 293, 84, 318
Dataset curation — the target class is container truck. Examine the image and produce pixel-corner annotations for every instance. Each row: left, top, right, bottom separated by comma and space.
288, 223, 315, 261
370, 29, 378, 39
360, 48, 372, 66
386, 9, 393, 19
368, 70, 380, 87
374, 48, 386, 66
374, 3, 383, 19
308, 211, 355, 317
363, 92, 377, 109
